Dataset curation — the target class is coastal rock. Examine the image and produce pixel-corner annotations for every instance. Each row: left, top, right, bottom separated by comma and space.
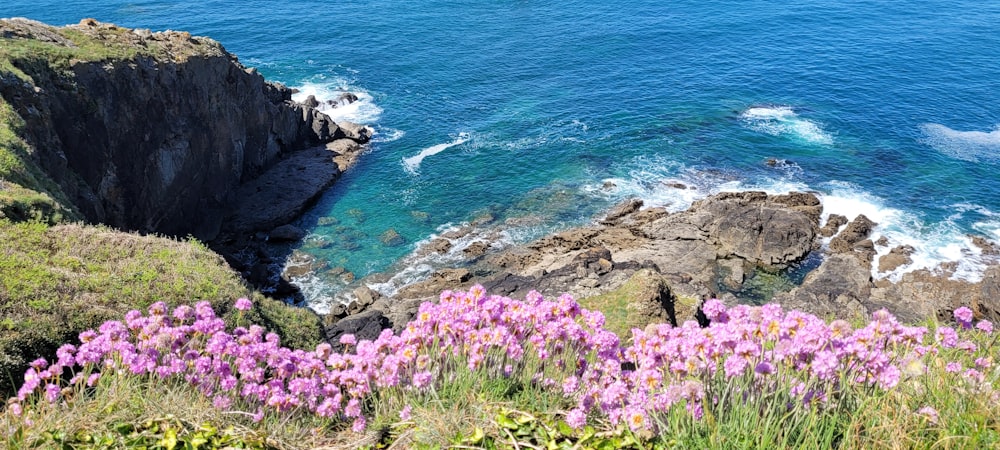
269, 224, 306, 242
819, 214, 848, 238
772, 253, 872, 319
397, 268, 473, 299
380, 228, 405, 247
683, 191, 820, 268
336, 120, 373, 143
600, 198, 643, 225
829, 215, 877, 255
877, 245, 914, 273
463, 241, 489, 257
325, 309, 391, 351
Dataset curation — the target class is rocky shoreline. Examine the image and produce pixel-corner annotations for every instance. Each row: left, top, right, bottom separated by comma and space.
322, 190, 1000, 345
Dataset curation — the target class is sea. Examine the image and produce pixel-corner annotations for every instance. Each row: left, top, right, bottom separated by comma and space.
6, 1, 1000, 312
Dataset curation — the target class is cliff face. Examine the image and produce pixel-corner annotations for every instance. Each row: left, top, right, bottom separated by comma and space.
0, 18, 347, 240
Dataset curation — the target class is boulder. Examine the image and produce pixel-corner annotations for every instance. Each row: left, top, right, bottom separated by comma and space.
302, 95, 320, 108
692, 191, 820, 268
269, 224, 306, 242
337, 121, 373, 143
325, 309, 391, 351
829, 215, 877, 254
819, 214, 848, 238
877, 245, 914, 273
601, 198, 643, 225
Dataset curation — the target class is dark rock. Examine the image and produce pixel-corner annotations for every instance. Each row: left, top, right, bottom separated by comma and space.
337, 92, 359, 104
829, 215, 876, 254
337, 121, 373, 143
302, 95, 320, 108
269, 224, 306, 242
663, 181, 689, 190
819, 214, 848, 238
874, 236, 890, 247
325, 309, 391, 350
971, 236, 1000, 256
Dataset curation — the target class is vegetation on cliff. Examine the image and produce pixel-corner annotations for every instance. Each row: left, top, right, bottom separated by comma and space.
3, 286, 997, 449
0, 219, 324, 398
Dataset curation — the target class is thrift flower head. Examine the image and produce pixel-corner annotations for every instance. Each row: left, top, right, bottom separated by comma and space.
917, 406, 940, 425
235, 297, 253, 311
954, 306, 974, 328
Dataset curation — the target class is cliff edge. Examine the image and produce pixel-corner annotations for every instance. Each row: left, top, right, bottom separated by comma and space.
0, 17, 368, 240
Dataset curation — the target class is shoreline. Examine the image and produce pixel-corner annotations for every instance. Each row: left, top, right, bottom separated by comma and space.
318, 190, 1000, 343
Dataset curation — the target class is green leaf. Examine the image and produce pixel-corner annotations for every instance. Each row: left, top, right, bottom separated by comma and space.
498, 414, 519, 430
160, 428, 178, 450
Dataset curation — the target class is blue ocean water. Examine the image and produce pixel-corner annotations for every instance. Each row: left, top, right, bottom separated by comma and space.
7, 1, 1000, 311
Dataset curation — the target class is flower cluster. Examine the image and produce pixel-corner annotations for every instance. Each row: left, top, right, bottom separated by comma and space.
6, 287, 996, 436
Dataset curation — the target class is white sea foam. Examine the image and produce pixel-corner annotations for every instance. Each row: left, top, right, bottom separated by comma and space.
372, 127, 406, 143
740, 106, 834, 145
402, 132, 470, 174
816, 182, 995, 283
594, 152, 999, 284
291, 79, 382, 125
920, 123, 1000, 163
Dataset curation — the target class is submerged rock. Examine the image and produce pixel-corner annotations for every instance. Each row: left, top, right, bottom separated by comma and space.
380, 228, 405, 247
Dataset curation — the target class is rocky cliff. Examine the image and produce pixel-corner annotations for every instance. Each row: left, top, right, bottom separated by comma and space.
0, 18, 367, 240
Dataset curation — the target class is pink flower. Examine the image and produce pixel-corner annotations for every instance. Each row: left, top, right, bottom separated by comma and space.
917, 406, 939, 425
339, 334, 357, 346
235, 297, 253, 311
953, 306, 973, 327
976, 320, 993, 334
213, 395, 232, 409
945, 362, 961, 373
701, 299, 728, 322
566, 408, 588, 429
399, 405, 413, 421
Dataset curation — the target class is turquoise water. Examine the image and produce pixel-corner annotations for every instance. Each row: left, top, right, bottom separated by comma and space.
8, 1, 1000, 311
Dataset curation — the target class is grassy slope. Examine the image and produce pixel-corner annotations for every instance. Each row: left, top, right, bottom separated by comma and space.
0, 220, 324, 397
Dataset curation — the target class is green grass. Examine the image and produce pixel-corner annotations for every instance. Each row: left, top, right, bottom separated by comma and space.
0, 219, 323, 398
579, 269, 701, 339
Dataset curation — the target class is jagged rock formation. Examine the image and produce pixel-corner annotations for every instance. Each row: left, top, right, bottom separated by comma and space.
0, 18, 369, 240
325, 191, 1000, 340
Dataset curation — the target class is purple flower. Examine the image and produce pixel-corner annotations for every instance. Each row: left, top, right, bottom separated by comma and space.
701, 299, 728, 322
917, 406, 939, 424
235, 297, 253, 311
213, 395, 232, 409
945, 362, 961, 373
399, 404, 413, 421
567, 408, 588, 429
953, 306, 973, 327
